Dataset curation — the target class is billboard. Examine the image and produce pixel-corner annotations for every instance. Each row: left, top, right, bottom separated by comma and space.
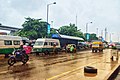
86, 33, 90, 40
47, 24, 50, 34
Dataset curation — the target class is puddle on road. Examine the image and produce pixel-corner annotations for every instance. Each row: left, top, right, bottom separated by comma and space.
8, 64, 36, 73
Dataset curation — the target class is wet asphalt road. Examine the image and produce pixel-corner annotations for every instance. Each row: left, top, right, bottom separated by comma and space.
0, 49, 115, 80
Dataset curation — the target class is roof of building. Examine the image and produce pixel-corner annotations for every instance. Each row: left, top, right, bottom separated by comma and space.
52, 34, 84, 41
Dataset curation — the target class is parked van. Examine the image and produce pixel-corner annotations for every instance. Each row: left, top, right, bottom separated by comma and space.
0, 35, 28, 57
33, 38, 61, 54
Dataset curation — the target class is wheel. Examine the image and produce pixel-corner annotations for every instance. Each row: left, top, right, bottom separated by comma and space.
44, 50, 49, 55
95, 50, 97, 53
84, 66, 97, 73
92, 49, 94, 53
8, 57, 15, 66
101, 49, 103, 52
54, 49, 58, 54
36, 52, 39, 56
99, 50, 101, 52
22, 54, 29, 64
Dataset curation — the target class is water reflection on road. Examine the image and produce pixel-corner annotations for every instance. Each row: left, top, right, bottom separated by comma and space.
0, 49, 119, 80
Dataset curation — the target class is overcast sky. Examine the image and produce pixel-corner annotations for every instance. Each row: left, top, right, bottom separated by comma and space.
0, 0, 120, 41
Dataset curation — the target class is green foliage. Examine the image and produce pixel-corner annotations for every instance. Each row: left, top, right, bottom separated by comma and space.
15, 17, 97, 41
58, 23, 84, 38
50, 28, 57, 34
84, 33, 98, 41
17, 17, 47, 39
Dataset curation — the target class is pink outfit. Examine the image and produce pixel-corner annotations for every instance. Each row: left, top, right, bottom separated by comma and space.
23, 45, 32, 54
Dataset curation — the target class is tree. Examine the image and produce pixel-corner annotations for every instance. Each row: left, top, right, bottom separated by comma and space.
17, 17, 47, 39
84, 33, 98, 41
58, 23, 84, 38
58, 23, 76, 36
90, 33, 98, 40
16, 19, 84, 40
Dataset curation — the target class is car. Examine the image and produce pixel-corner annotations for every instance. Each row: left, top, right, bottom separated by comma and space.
115, 42, 120, 50
108, 42, 116, 48
77, 42, 89, 50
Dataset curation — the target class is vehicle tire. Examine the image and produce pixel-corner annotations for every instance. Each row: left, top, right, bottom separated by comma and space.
92, 49, 94, 53
36, 52, 39, 56
22, 55, 29, 64
84, 66, 97, 73
99, 49, 101, 52
44, 50, 49, 55
95, 50, 97, 53
101, 49, 103, 52
8, 57, 15, 66
54, 49, 58, 54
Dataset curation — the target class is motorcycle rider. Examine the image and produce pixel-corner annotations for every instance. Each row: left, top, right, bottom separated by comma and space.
20, 44, 29, 60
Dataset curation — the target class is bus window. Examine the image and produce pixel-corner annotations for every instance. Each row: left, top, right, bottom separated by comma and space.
44, 42, 48, 46
34, 41, 43, 46
13, 41, 20, 45
4, 40, 12, 45
55, 42, 58, 46
51, 42, 54, 46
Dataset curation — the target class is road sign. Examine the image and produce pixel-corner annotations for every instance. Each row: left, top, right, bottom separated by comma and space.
47, 24, 50, 34
87, 33, 90, 40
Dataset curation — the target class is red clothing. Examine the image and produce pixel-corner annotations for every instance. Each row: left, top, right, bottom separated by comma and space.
23, 45, 32, 54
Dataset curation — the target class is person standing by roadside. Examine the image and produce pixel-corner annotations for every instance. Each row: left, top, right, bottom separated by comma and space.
53, 43, 57, 55
70, 45, 74, 53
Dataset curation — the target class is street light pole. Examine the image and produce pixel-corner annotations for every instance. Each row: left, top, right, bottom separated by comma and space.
86, 23, 88, 33
47, 5, 49, 23
85, 22, 92, 41
110, 33, 114, 42
96, 28, 98, 37
47, 2, 56, 25
86, 22, 92, 33
110, 33, 111, 42
51, 21, 53, 28
46, 2, 56, 36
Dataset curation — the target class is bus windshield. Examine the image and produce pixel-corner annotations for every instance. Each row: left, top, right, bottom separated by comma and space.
34, 41, 43, 46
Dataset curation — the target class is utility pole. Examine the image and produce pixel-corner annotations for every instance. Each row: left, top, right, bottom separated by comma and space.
96, 28, 98, 37
51, 21, 53, 28
101, 30, 103, 37
105, 28, 107, 41
76, 14, 77, 27
46, 2, 56, 35
110, 33, 111, 42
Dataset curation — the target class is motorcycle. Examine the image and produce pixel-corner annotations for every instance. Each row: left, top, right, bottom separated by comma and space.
8, 49, 29, 66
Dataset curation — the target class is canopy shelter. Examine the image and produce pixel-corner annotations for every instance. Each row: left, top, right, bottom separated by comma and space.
52, 34, 84, 48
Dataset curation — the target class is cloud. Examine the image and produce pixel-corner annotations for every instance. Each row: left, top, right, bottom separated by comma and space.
0, 0, 120, 41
